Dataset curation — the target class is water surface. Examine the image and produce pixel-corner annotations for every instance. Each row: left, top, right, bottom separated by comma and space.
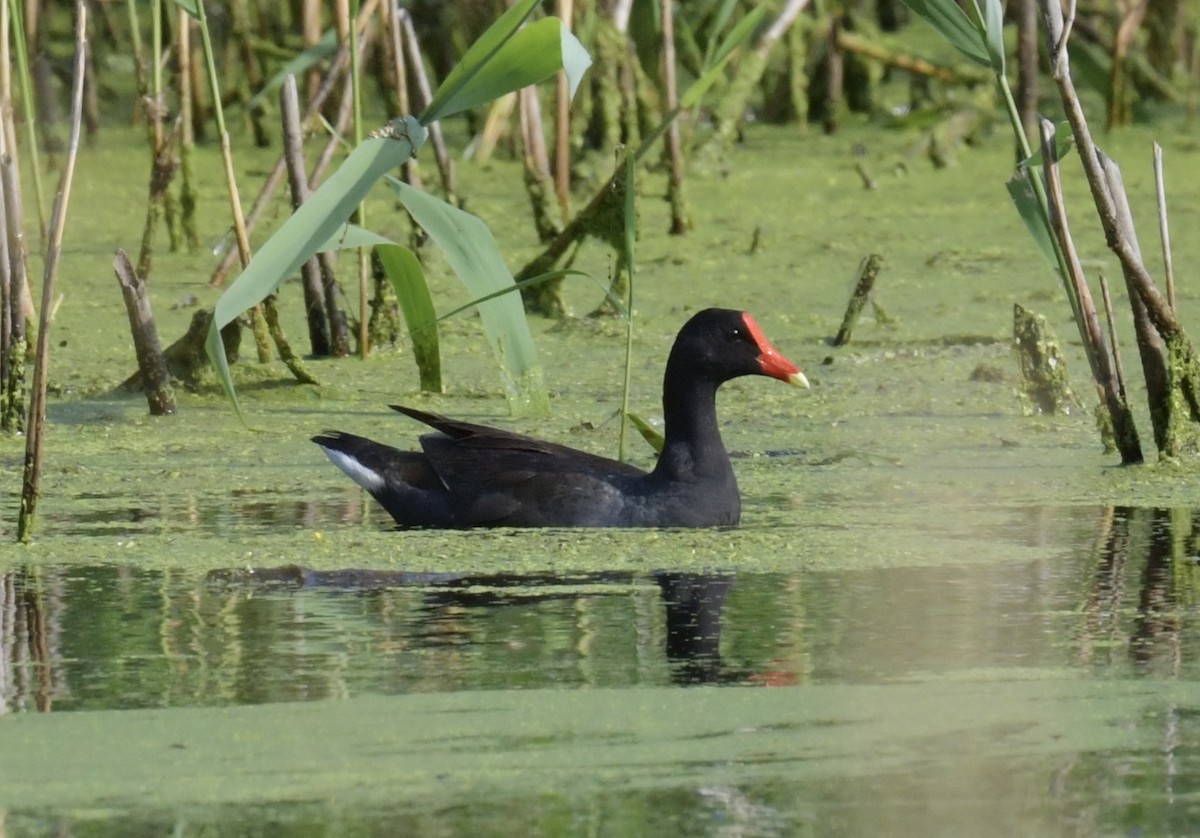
4, 120, 1200, 835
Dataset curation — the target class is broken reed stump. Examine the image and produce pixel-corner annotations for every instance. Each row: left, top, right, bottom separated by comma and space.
1012, 303, 1078, 416
117, 308, 242, 393
113, 249, 175, 415
833, 254, 883, 346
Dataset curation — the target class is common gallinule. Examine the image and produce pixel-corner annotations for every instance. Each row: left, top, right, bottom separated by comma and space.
313, 308, 808, 528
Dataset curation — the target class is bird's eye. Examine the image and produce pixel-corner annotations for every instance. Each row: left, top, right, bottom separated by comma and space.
728, 328, 742, 341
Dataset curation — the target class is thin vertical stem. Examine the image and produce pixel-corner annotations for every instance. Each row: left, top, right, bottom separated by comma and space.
19, 0, 87, 541
1152, 142, 1176, 311
554, 0, 573, 222
1099, 273, 1128, 401
151, 0, 163, 151
617, 153, 636, 463
662, 0, 687, 235
192, 0, 251, 269
6, 0, 47, 241
350, 0, 369, 357
177, 6, 199, 250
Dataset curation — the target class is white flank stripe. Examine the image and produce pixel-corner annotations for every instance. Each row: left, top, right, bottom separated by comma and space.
321, 448, 385, 492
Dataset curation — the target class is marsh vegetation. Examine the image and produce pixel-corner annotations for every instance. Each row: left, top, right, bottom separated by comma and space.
1, 0, 1199, 833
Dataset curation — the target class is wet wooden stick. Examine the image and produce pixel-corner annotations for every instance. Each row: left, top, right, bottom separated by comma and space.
113, 248, 175, 415
208, 36, 351, 287
1099, 273, 1128, 401
1152, 142, 1176, 311
833, 253, 882, 347
1038, 117, 1141, 462
280, 74, 332, 357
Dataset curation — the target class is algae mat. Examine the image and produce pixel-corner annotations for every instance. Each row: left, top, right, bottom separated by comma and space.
2, 674, 1198, 834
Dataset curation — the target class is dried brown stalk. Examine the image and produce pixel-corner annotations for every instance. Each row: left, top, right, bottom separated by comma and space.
113, 249, 175, 415
1152, 143, 1176, 311
281, 74, 333, 358
20, 0, 87, 541
1038, 118, 1141, 462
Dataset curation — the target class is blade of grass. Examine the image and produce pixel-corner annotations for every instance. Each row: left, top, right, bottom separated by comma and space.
422, 7, 591, 124
7, 0, 48, 240
391, 179, 548, 415
19, 0, 87, 541
375, 243, 441, 393
205, 122, 426, 419
902, 0, 990, 66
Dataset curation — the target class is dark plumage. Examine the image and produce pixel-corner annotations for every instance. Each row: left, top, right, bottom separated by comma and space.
313, 308, 808, 528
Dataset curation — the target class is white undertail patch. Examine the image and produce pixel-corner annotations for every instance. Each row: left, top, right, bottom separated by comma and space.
319, 447, 385, 492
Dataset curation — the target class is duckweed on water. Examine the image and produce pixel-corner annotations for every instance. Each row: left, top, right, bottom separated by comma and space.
4, 121, 1200, 571
4, 22, 1200, 833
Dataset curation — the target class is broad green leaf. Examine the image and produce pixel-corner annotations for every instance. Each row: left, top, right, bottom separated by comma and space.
375, 244, 442, 394
248, 30, 338, 111
901, 0, 990, 66
390, 180, 548, 415
205, 116, 428, 419
421, 0, 538, 124
980, 0, 1006, 72
1006, 166, 1058, 269
421, 0, 591, 125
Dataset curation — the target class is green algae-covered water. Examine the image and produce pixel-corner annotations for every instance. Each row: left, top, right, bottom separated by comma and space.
3, 117, 1200, 835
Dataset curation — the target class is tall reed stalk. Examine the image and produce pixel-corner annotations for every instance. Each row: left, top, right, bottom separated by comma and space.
617, 152, 636, 462
5, 0, 47, 241
18, 0, 87, 542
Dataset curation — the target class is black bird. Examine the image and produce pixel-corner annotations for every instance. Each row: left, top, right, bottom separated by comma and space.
313, 308, 808, 528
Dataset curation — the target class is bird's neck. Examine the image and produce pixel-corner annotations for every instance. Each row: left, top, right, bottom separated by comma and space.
653, 369, 731, 481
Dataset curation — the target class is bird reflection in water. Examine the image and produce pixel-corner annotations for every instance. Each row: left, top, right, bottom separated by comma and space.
207, 566, 742, 685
